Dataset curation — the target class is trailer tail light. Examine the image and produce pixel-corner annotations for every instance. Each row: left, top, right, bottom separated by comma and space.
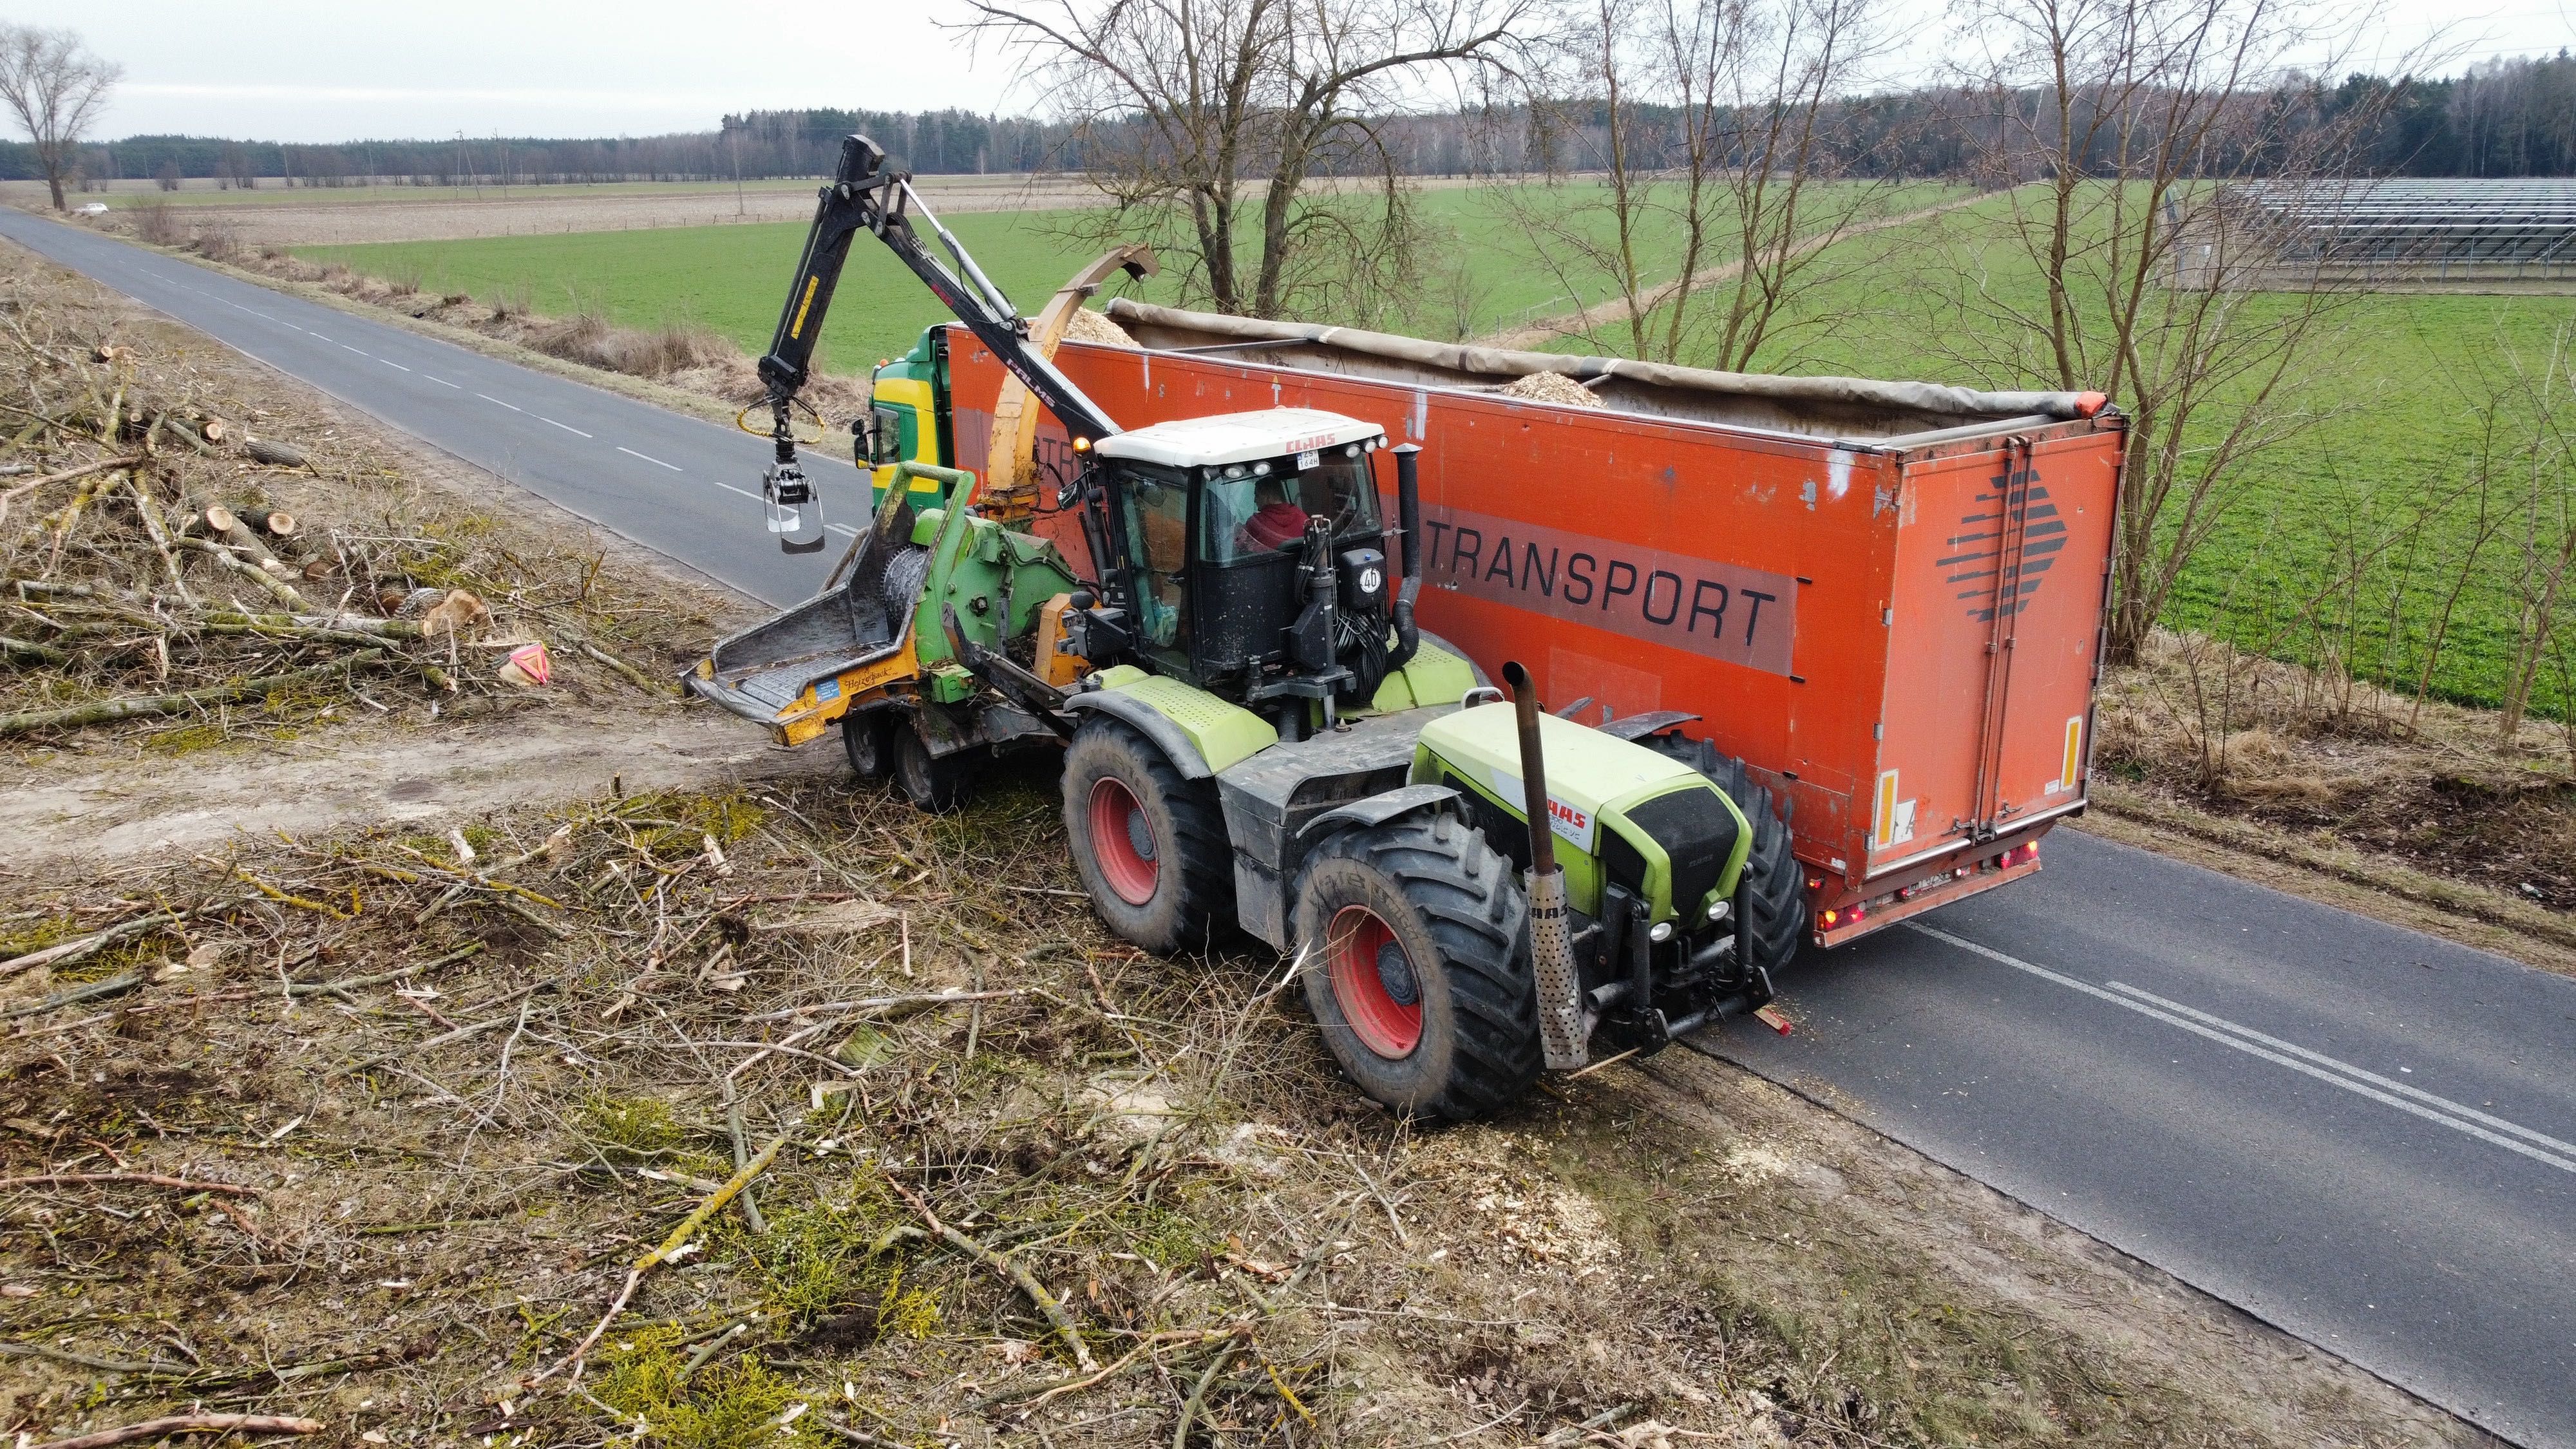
1821, 908, 1839, 927
1994, 841, 2040, 869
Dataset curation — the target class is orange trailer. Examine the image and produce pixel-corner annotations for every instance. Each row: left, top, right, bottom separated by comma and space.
934, 303, 2123, 949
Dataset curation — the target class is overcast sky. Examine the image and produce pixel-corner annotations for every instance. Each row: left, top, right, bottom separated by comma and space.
8, 0, 2570, 145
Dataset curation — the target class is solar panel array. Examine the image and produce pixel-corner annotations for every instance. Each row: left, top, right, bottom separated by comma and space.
2217, 180, 2576, 282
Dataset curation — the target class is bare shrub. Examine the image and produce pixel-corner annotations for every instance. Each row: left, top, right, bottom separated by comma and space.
184, 225, 238, 263
131, 199, 183, 247
531, 313, 735, 381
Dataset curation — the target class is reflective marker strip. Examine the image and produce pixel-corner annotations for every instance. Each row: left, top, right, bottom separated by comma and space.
1873, 770, 1899, 849
2062, 715, 2085, 790
790, 276, 819, 339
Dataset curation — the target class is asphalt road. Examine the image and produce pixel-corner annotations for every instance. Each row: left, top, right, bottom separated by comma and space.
1694, 837, 2575, 1447
11, 211, 2573, 1447
0, 209, 864, 609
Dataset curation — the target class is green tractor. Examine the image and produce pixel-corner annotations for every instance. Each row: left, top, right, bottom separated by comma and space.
695, 135, 1806, 1117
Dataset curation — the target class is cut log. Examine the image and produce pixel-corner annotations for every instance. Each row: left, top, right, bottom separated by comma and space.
207, 505, 287, 574
246, 439, 308, 468
261, 509, 296, 538
198, 417, 227, 444
180, 537, 308, 609
419, 589, 493, 639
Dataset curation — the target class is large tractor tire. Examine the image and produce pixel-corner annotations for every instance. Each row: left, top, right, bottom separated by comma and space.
891, 724, 974, 813
1062, 716, 1233, 954
1293, 811, 1540, 1121
1642, 734, 1806, 980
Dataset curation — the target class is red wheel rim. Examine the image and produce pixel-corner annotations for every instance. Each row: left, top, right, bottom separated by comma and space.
1327, 905, 1421, 1058
1088, 776, 1159, 906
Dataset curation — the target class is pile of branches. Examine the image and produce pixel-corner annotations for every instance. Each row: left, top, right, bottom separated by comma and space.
0, 777, 1486, 1446
0, 298, 654, 746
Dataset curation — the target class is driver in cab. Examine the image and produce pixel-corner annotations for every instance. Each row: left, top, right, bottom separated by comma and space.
1210, 472, 1310, 560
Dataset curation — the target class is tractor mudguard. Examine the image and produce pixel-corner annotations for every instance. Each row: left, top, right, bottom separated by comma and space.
1062, 692, 1217, 779
1294, 784, 1461, 850
1066, 667, 1280, 779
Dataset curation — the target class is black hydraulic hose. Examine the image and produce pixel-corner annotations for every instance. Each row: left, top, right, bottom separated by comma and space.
1386, 444, 1422, 670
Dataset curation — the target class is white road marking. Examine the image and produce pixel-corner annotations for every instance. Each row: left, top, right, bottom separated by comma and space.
617, 446, 681, 471
380, 359, 411, 372
2102, 978, 2576, 1159
308, 333, 333, 342
476, 393, 524, 413
424, 375, 461, 388
342, 345, 370, 357
1905, 923, 2576, 1175
540, 417, 591, 438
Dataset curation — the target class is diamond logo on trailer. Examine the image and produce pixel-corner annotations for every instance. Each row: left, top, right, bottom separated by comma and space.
1940, 455, 2069, 622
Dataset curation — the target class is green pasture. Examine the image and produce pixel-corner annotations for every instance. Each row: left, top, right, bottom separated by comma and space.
298, 182, 2570, 720
295, 180, 1965, 368
300, 209, 1108, 375
1676, 191, 2576, 722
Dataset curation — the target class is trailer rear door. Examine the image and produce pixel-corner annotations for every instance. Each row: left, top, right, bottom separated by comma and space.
1870, 427, 2120, 877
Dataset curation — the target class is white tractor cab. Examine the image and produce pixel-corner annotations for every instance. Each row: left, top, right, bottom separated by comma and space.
1075, 409, 1410, 737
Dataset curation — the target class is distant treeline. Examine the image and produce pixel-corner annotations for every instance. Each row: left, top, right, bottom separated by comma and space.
13, 53, 2575, 187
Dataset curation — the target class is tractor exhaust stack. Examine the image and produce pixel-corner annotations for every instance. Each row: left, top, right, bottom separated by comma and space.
1386, 444, 1422, 672
1503, 660, 1586, 1070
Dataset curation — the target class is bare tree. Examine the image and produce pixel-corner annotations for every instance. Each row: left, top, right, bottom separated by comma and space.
2482, 322, 2576, 741
967, 0, 1540, 321
0, 24, 118, 212
1502, 0, 1903, 366
1938, 0, 2419, 665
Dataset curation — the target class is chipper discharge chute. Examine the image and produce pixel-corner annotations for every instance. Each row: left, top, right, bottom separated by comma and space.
688, 458, 1084, 810
693, 131, 1807, 1119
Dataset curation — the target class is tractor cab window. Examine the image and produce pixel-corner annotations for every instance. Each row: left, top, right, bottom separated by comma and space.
1117, 467, 1191, 654
867, 403, 908, 466
1201, 450, 1380, 565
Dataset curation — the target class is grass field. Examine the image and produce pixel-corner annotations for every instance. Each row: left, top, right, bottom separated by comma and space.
1678, 193, 2576, 724
298, 184, 2570, 721
295, 180, 1964, 365
301, 209, 1108, 373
